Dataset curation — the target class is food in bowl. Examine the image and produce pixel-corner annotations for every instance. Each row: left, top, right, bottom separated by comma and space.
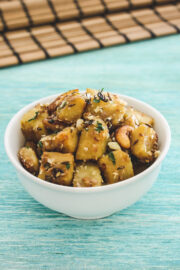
18, 88, 160, 188
5, 91, 170, 219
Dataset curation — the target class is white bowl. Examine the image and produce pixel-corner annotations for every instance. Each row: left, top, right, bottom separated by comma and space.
4, 94, 171, 219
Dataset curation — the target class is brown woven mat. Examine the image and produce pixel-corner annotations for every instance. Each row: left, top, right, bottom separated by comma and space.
0, 0, 180, 68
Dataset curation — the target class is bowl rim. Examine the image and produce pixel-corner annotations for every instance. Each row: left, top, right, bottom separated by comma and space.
4, 93, 171, 193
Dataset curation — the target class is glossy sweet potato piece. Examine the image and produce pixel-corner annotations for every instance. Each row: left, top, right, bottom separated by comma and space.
124, 107, 153, 128
73, 162, 103, 187
38, 152, 74, 186
52, 90, 86, 123
38, 127, 78, 153
48, 89, 79, 114
21, 104, 48, 142
19, 147, 39, 175
98, 150, 134, 184
131, 124, 158, 163
76, 116, 109, 161
85, 88, 126, 127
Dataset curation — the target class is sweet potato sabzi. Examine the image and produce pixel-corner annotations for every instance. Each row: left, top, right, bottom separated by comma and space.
18, 88, 160, 187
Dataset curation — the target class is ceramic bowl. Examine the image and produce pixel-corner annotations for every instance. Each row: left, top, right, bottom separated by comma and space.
4, 93, 171, 219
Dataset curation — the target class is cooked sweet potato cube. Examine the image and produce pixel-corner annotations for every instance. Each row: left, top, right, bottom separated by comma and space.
21, 104, 48, 142
134, 110, 153, 126
48, 89, 79, 114
76, 116, 109, 160
19, 147, 39, 175
73, 162, 103, 187
124, 107, 153, 128
38, 152, 74, 186
98, 150, 134, 184
38, 127, 78, 153
54, 90, 86, 123
131, 124, 158, 163
85, 88, 126, 127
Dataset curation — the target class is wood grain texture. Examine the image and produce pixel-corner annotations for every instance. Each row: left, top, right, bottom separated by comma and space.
0, 35, 180, 270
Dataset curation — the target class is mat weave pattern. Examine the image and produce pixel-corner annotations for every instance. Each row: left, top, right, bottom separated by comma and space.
0, 0, 180, 67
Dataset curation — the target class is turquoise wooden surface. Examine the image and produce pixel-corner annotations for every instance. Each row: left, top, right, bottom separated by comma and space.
0, 35, 180, 270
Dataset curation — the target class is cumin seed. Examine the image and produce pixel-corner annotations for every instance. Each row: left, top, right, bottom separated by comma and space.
133, 139, 139, 146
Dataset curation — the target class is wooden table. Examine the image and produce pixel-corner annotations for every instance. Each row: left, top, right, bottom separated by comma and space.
1, 35, 180, 269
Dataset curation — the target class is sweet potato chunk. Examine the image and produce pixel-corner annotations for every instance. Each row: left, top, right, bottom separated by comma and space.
76, 116, 109, 160
48, 89, 79, 114
38, 127, 78, 153
124, 107, 153, 128
18, 147, 39, 175
51, 89, 86, 123
73, 162, 103, 187
21, 104, 48, 142
98, 150, 134, 184
85, 88, 126, 127
38, 152, 74, 186
131, 124, 158, 163
134, 110, 153, 126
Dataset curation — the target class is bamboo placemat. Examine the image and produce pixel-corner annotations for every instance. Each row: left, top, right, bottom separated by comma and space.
0, 0, 180, 68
